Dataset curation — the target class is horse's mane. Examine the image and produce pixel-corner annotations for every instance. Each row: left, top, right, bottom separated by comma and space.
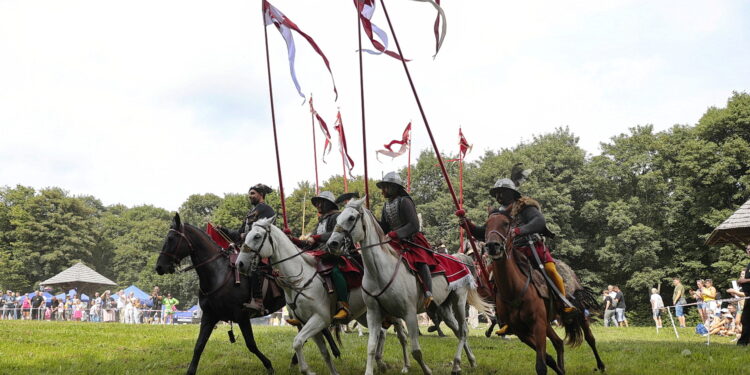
183, 223, 221, 252
253, 218, 316, 267
360, 207, 400, 258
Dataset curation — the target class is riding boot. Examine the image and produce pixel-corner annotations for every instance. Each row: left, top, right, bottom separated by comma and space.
544, 262, 575, 313
331, 266, 350, 320
417, 263, 433, 309
244, 272, 265, 315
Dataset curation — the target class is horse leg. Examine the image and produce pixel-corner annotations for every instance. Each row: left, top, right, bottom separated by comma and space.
186, 314, 219, 375
405, 312, 432, 375
518, 335, 560, 374
582, 318, 606, 371
375, 327, 387, 371
237, 319, 274, 374
455, 292, 477, 368
312, 332, 340, 375
546, 323, 565, 375
393, 319, 411, 373
364, 307, 383, 375
293, 315, 327, 375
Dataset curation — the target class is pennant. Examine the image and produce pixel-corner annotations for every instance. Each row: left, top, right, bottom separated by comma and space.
459, 128, 472, 158
263, 0, 338, 101
309, 96, 333, 162
376, 122, 412, 161
334, 111, 356, 178
412, 0, 447, 58
354, 0, 408, 61
206, 223, 231, 249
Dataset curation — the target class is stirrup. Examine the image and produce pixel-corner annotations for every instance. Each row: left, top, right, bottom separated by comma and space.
495, 324, 509, 336
243, 299, 264, 314
563, 306, 576, 314
333, 301, 350, 321
286, 318, 302, 327
423, 292, 433, 310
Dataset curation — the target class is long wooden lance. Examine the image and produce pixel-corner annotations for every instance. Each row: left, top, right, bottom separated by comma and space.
357, 4, 371, 208
262, 1, 289, 230
379, 0, 491, 292
310, 96, 320, 195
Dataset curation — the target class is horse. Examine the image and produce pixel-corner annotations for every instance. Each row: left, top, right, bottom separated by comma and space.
235, 218, 410, 375
483, 210, 605, 375
155, 213, 285, 375
326, 197, 492, 375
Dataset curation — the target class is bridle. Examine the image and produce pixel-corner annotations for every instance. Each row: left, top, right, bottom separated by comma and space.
333, 208, 390, 253
159, 224, 234, 297
485, 212, 513, 260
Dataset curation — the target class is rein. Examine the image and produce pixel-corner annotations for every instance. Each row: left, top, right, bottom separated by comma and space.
161, 226, 235, 298
485, 215, 532, 308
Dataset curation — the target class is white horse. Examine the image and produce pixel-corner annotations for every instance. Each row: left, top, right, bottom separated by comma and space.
236, 218, 410, 375
327, 197, 492, 375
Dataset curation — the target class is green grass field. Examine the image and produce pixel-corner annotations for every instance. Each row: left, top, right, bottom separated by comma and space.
0, 321, 744, 374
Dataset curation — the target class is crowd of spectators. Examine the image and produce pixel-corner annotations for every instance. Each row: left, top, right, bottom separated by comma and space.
0, 286, 181, 325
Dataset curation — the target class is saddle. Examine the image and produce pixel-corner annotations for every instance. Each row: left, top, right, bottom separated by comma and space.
514, 253, 580, 301
312, 252, 364, 293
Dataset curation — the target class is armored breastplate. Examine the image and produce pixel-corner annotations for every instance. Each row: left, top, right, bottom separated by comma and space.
384, 197, 404, 229
315, 217, 329, 235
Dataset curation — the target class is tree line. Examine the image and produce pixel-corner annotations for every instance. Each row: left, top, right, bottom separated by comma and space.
1, 92, 748, 321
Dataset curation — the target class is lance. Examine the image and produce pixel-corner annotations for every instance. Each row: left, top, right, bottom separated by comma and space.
356, 2, 371, 208
459, 128, 464, 252
379, 0, 491, 292
310, 96, 320, 195
262, 1, 288, 230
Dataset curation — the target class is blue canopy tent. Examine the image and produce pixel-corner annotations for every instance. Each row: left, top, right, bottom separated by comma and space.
174, 305, 200, 324
121, 285, 151, 306
22, 292, 54, 306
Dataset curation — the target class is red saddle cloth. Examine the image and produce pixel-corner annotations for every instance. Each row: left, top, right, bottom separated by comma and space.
307, 250, 363, 290
388, 233, 474, 289
516, 240, 554, 264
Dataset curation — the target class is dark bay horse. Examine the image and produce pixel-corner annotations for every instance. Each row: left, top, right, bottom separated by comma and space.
155, 213, 285, 375
484, 211, 605, 375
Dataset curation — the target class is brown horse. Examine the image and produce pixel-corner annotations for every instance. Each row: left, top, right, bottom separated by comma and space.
484, 211, 605, 375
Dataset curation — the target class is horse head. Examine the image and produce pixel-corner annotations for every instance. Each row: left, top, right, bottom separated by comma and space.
484, 209, 512, 258
236, 217, 276, 274
156, 213, 192, 275
327, 196, 367, 256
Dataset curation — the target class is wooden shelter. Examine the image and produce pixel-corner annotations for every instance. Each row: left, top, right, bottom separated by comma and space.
40, 262, 117, 295
706, 199, 750, 249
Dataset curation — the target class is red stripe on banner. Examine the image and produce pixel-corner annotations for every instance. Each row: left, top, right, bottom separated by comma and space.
264, 0, 338, 100
334, 111, 355, 177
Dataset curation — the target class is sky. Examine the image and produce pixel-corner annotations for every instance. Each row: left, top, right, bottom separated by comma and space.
1, 0, 749, 211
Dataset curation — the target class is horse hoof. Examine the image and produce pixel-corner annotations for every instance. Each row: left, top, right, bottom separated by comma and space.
451, 371, 461, 375
266, 368, 275, 375
401, 367, 409, 374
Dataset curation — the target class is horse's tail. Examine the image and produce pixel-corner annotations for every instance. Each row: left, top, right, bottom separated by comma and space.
562, 287, 598, 347
467, 287, 493, 316
322, 328, 341, 358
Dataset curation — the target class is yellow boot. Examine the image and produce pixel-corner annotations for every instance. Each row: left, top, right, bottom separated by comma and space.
333, 301, 350, 321
495, 324, 509, 336
286, 318, 302, 327
544, 262, 576, 313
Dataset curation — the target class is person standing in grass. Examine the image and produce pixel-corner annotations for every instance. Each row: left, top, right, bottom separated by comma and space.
650, 288, 664, 329
162, 293, 179, 325
672, 278, 687, 328
613, 286, 628, 327
736, 243, 750, 346
602, 290, 618, 327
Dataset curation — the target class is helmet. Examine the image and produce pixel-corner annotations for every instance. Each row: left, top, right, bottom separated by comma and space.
376, 172, 406, 189
311, 191, 337, 208
489, 178, 521, 198
335, 192, 359, 206
249, 184, 273, 197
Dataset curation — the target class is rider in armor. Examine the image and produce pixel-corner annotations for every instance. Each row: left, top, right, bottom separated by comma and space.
304, 191, 351, 321
457, 169, 574, 334
221, 184, 275, 314
377, 171, 439, 309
